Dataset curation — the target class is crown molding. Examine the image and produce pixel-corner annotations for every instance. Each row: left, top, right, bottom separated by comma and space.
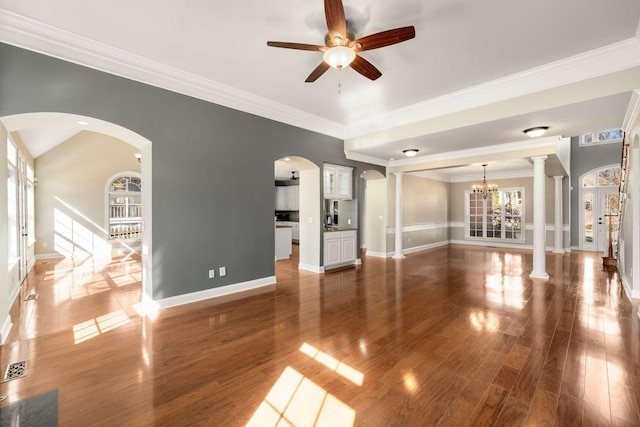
0, 10, 344, 139
623, 89, 640, 132
343, 151, 389, 167
449, 169, 534, 183
388, 136, 560, 169
344, 37, 640, 139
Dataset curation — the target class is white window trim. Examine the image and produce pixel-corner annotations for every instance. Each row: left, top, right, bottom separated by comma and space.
465, 187, 526, 243
579, 129, 624, 147
105, 171, 142, 241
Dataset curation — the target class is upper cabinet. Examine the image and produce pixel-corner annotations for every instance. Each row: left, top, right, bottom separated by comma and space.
324, 164, 352, 200
275, 185, 299, 210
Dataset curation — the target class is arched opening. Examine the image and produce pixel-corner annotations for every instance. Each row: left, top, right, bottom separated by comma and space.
360, 170, 387, 258
274, 156, 321, 275
0, 113, 153, 317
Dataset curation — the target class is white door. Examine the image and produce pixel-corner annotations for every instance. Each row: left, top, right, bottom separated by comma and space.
580, 187, 619, 254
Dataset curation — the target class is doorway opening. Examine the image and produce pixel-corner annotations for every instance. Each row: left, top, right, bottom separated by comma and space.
274, 157, 321, 277
578, 165, 621, 255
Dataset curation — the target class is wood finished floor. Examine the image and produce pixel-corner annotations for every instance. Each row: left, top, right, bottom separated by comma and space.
1, 245, 639, 426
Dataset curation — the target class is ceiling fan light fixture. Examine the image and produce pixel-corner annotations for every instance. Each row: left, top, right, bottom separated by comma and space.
523, 126, 549, 137
403, 149, 419, 157
323, 46, 356, 69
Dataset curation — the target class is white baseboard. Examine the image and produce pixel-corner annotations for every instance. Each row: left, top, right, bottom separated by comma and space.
450, 239, 534, 250
35, 253, 65, 260
403, 240, 450, 255
0, 316, 12, 345
148, 276, 276, 310
355, 258, 362, 265
365, 251, 391, 258
299, 263, 324, 273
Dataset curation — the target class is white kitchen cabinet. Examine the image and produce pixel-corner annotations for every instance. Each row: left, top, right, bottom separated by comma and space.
275, 185, 299, 211
324, 230, 357, 269
324, 164, 352, 200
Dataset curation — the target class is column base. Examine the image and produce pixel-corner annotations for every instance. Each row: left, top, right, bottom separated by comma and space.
530, 271, 549, 280
392, 253, 406, 260
552, 249, 565, 254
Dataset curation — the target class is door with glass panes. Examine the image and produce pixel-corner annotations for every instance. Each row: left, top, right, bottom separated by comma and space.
579, 166, 620, 254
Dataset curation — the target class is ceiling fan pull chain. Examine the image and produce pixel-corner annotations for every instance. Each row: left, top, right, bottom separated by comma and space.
337, 68, 342, 94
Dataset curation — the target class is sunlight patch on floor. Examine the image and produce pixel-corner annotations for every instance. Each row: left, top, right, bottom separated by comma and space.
246, 366, 355, 427
299, 343, 364, 386
73, 309, 131, 344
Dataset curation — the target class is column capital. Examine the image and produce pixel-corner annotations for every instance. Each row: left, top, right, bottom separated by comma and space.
553, 175, 564, 181
531, 155, 548, 163
393, 172, 404, 177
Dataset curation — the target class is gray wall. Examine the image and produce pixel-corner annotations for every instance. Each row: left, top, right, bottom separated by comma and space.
0, 43, 384, 300
570, 136, 623, 246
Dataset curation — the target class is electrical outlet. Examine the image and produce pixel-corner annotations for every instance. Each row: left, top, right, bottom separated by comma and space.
219, 267, 227, 277
208, 269, 215, 279
42, 242, 48, 248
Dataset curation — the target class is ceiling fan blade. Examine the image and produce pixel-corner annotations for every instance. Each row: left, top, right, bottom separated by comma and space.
305, 62, 331, 82
324, 0, 347, 42
351, 26, 416, 51
350, 55, 382, 81
267, 41, 326, 52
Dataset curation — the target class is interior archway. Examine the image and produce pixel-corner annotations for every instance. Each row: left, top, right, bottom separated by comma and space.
0, 112, 154, 302
360, 169, 387, 258
274, 156, 321, 274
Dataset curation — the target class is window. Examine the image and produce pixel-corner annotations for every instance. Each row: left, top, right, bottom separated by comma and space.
466, 189, 524, 241
581, 128, 623, 146
581, 166, 620, 188
107, 173, 142, 240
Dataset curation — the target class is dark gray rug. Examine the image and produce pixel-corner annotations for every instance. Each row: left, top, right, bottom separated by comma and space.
0, 390, 58, 427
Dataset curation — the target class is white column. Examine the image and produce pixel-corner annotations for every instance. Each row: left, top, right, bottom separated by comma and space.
553, 176, 564, 254
393, 172, 405, 259
530, 156, 549, 280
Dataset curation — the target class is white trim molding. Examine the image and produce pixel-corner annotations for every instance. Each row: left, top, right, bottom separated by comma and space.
0, 316, 12, 345
299, 264, 324, 274
386, 222, 450, 234
0, 10, 343, 140
344, 38, 640, 139
144, 276, 276, 310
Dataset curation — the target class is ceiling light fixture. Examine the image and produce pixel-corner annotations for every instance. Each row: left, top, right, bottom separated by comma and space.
523, 126, 549, 137
472, 164, 498, 199
403, 149, 419, 157
77, 120, 89, 125
323, 46, 356, 69
134, 153, 141, 163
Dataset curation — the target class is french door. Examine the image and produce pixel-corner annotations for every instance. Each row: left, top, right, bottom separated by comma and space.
580, 188, 619, 254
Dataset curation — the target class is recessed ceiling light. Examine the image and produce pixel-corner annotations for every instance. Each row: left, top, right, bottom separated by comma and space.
403, 149, 419, 157
284, 157, 290, 161
77, 120, 89, 125
523, 126, 549, 137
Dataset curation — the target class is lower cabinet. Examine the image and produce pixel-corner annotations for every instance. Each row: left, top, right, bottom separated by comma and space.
324, 230, 356, 269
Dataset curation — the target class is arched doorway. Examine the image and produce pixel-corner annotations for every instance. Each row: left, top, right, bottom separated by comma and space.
0, 112, 153, 305
274, 156, 321, 275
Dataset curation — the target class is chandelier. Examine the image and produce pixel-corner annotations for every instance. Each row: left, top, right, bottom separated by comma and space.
473, 164, 498, 199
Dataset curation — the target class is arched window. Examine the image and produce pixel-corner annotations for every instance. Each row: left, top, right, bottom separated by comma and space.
581, 166, 621, 188
107, 173, 142, 240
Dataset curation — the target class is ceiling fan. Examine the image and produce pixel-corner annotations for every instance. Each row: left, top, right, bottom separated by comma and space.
267, 0, 415, 82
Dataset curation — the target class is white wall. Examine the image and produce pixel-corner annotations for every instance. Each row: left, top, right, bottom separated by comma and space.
299, 168, 321, 272
364, 178, 387, 256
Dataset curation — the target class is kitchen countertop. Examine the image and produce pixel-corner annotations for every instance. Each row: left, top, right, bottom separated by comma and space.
323, 227, 357, 233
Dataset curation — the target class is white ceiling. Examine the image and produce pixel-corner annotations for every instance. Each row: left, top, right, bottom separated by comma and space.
1, 0, 640, 172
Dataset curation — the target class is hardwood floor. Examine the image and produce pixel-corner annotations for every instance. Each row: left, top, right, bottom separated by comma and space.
1, 245, 639, 426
